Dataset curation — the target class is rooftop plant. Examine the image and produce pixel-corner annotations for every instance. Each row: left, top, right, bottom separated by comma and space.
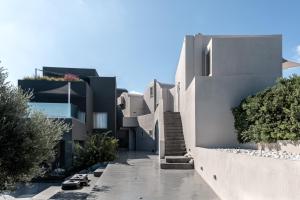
23, 74, 81, 82
232, 75, 300, 143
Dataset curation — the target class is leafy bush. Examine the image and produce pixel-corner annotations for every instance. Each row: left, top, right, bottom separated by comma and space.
232, 75, 300, 143
74, 132, 118, 169
0, 67, 70, 191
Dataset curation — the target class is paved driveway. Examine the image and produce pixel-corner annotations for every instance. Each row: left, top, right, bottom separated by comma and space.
88, 151, 220, 200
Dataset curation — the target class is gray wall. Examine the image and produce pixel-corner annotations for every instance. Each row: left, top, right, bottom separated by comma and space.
90, 77, 117, 136
85, 83, 93, 134
72, 118, 88, 141
135, 114, 155, 151
119, 93, 146, 117
195, 75, 279, 147
211, 36, 282, 77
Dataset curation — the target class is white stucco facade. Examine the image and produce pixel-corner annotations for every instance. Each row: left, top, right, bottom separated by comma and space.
174, 34, 282, 150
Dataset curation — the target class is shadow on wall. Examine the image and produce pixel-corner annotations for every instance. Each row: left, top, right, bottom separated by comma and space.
135, 127, 156, 152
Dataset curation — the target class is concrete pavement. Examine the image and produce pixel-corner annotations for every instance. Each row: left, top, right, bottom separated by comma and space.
88, 151, 220, 200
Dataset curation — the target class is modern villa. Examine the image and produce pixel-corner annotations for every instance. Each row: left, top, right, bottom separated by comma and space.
116, 34, 300, 199
19, 67, 118, 168
19, 34, 300, 200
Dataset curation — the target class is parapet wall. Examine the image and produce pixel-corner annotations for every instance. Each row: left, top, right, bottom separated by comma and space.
192, 147, 300, 200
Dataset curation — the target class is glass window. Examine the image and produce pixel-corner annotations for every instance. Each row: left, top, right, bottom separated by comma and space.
93, 112, 108, 129
78, 111, 86, 123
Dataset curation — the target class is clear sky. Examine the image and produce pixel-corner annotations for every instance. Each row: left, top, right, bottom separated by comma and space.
1, 0, 300, 93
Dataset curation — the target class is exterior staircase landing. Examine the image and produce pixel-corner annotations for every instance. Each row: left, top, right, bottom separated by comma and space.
161, 156, 194, 169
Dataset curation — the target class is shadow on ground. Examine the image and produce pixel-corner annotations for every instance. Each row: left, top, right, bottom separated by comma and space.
111, 151, 154, 166
87, 185, 112, 199
49, 191, 89, 200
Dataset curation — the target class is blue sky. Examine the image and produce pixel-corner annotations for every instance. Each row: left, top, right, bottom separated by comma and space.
1, 0, 300, 93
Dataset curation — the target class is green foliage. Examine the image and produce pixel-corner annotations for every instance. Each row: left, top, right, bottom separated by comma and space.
23, 75, 81, 82
74, 132, 118, 169
232, 75, 300, 143
0, 67, 70, 191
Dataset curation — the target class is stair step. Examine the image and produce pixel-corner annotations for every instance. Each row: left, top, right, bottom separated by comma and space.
165, 136, 184, 140
165, 146, 186, 150
164, 126, 183, 129
164, 119, 182, 125
165, 156, 192, 163
165, 140, 185, 144
165, 148, 186, 152
160, 160, 194, 170
165, 127, 183, 130
165, 132, 184, 136
165, 143, 186, 148
164, 115, 181, 118
164, 118, 181, 121
165, 151, 186, 156
165, 131, 183, 134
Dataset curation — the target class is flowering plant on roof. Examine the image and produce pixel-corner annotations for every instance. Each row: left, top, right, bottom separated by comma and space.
64, 73, 80, 81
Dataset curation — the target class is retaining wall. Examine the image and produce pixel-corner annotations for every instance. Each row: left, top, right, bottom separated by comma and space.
192, 147, 300, 200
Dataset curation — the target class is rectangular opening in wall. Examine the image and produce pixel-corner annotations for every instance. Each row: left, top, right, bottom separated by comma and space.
205, 50, 211, 76
150, 87, 154, 98
93, 112, 108, 129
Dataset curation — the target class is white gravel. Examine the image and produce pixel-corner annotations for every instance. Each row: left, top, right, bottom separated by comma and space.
216, 148, 300, 161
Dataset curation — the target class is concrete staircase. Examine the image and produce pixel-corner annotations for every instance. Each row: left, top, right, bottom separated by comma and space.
161, 156, 194, 169
164, 112, 186, 156
161, 112, 194, 169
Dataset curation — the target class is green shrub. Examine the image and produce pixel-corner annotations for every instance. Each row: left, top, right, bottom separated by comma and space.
74, 132, 118, 169
232, 75, 300, 143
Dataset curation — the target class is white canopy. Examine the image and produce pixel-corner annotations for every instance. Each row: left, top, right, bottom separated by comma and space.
282, 58, 300, 69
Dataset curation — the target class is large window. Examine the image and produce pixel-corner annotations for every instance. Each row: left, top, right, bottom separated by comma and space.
93, 112, 108, 129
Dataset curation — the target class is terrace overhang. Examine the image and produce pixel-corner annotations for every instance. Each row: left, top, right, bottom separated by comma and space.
282, 58, 300, 69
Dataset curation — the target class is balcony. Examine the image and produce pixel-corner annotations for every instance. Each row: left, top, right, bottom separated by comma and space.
28, 102, 85, 123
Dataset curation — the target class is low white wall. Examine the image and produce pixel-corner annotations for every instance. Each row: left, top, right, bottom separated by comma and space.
258, 141, 300, 154
192, 147, 300, 200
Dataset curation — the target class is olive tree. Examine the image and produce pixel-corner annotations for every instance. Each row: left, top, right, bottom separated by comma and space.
0, 67, 69, 191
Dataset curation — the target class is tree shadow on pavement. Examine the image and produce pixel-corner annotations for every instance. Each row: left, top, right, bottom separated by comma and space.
49, 191, 89, 200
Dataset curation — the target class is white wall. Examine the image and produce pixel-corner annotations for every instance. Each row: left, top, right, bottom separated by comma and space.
118, 93, 146, 117
195, 75, 279, 147
174, 34, 282, 150
193, 147, 300, 200
211, 36, 282, 77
